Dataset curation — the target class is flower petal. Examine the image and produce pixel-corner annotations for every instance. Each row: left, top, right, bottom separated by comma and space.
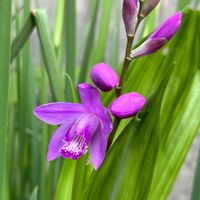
60, 113, 99, 160
78, 83, 113, 134
78, 83, 102, 112
90, 127, 109, 170
90, 113, 113, 170
131, 38, 167, 58
47, 116, 77, 161
149, 11, 182, 40
33, 102, 87, 125
67, 113, 99, 143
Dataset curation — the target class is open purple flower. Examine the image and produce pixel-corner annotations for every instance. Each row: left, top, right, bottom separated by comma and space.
131, 12, 182, 58
33, 83, 113, 170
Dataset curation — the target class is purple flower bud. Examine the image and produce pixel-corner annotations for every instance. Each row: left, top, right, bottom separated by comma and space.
122, 0, 140, 36
109, 92, 146, 119
90, 63, 119, 92
131, 12, 182, 58
140, 0, 160, 17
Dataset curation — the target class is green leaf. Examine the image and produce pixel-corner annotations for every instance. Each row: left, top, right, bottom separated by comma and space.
54, 0, 65, 50
33, 9, 64, 101
177, 0, 191, 10
55, 160, 76, 200
84, 9, 200, 200
29, 187, 38, 200
65, 73, 79, 102
78, 0, 100, 82
11, 13, 35, 63
83, 71, 171, 200
90, 0, 114, 65
0, 0, 11, 199
65, 0, 76, 100
191, 149, 200, 200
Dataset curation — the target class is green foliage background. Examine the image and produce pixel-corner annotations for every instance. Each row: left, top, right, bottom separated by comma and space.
0, 0, 200, 200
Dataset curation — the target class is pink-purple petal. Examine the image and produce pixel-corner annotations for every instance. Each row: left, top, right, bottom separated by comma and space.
90, 127, 109, 170
90, 111, 112, 170
60, 113, 99, 160
131, 12, 182, 58
47, 117, 77, 161
149, 11, 182, 40
78, 83, 103, 111
33, 102, 87, 125
131, 38, 167, 58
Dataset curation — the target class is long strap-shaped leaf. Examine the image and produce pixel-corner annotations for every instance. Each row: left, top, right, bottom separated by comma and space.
78, 0, 100, 82
65, 0, 76, 100
0, 0, 11, 198
83, 67, 171, 200
33, 9, 64, 101
11, 14, 35, 63
83, 9, 200, 200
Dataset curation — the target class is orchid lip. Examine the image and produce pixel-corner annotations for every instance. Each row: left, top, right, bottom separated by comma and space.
59, 134, 88, 160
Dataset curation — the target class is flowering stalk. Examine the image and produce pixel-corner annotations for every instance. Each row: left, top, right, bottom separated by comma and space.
108, 5, 182, 148
108, 1, 144, 148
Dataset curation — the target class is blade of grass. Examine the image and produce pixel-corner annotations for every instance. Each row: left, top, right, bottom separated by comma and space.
90, 0, 114, 65
18, 0, 36, 197
65, 73, 79, 102
78, 0, 100, 82
110, 0, 120, 68
54, 0, 65, 51
191, 148, 200, 200
0, 0, 11, 199
11, 13, 35, 63
33, 9, 64, 101
177, 0, 191, 9
38, 65, 49, 200
29, 187, 38, 200
55, 160, 76, 200
65, 0, 76, 100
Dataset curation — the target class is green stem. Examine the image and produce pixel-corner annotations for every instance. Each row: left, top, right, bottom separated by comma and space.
115, 35, 134, 97
107, 15, 144, 148
107, 35, 133, 149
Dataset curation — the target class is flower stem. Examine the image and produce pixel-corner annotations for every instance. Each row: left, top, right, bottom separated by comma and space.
108, 16, 144, 149
107, 35, 134, 150
116, 35, 134, 97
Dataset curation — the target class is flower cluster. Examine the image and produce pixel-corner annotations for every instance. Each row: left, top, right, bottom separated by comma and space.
33, 64, 146, 170
33, 0, 182, 170
122, 0, 182, 58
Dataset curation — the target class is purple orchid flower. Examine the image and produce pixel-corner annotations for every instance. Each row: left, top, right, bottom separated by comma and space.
90, 63, 119, 92
131, 11, 182, 58
33, 83, 113, 170
122, 0, 140, 36
109, 92, 146, 119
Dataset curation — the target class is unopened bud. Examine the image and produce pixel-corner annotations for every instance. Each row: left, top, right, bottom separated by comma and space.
131, 12, 182, 58
122, 0, 140, 36
90, 63, 119, 92
140, 0, 160, 17
109, 92, 146, 119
